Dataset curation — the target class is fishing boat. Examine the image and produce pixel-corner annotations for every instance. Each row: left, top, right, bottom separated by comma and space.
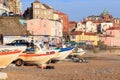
70, 48, 86, 57
0, 46, 26, 68
53, 47, 75, 61
14, 42, 57, 69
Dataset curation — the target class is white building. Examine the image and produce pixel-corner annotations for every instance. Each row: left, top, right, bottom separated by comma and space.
101, 22, 113, 33
76, 22, 85, 31
86, 21, 97, 32
76, 21, 97, 33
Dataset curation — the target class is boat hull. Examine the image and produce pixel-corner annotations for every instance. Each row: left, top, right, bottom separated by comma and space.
0, 46, 26, 68
18, 51, 56, 66
54, 47, 74, 60
70, 48, 86, 56
70, 51, 85, 56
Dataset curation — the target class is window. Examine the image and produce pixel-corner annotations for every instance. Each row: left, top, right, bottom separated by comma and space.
43, 23, 46, 27
48, 11, 51, 15
35, 5, 40, 8
44, 11, 46, 15
110, 31, 112, 34
35, 10, 40, 14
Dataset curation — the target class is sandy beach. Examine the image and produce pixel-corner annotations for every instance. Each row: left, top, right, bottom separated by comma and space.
1, 50, 120, 80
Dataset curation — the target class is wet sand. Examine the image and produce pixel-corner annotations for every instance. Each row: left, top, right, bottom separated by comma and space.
1, 50, 120, 80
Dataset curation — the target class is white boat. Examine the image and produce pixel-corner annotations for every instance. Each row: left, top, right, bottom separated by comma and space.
0, 46, 26, 68
70, 48, 86, 57
53, 47, 74, 61
14, 42, 57, 68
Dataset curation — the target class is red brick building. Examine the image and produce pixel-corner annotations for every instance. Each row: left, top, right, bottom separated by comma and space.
56, 11, 69, 36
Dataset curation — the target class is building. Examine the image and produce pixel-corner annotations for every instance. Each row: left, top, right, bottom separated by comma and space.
84, 9, 114, 24
53, 11, 60, 20
80, 9, 116, 33
56, 11, 69, 37
6, 0, 22, 15
0, 0, 3, 3
114, 18, 120, 24
76, 21, 97, 33
70, 31, 99, 45
76, 22, 85, 31
27, 19, 63, 44
86, 21, 97, 32
100, 22, 113, 33
23, 0, 54, 19
100, 26, 120, 47
68, 21, 77, 33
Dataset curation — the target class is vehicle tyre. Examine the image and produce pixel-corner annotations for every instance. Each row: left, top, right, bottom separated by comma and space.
15, 59, 24, 66
2, 13, 8, 16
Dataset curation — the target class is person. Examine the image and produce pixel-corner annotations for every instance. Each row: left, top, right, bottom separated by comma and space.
26, 44, 31, 51
26, 40, 35, 51
44, 42, 49, 49
62, 42, 66, 48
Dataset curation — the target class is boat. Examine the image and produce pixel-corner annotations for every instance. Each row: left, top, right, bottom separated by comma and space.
0, 46, 26, 68
70, 48, 86, 57
53, 47, 75, 61
68, 47, 87, 63
14, 42, 57, 69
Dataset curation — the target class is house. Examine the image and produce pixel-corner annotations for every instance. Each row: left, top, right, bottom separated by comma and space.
76, 22, 85, 31
86, 21, 97, 32
56, 11, 69, 37
100, 26, 120, 47
23, 0, 54, 19
76, 21, 97, 33
6, 0, 22, 15
70, 31, 99, 45
27, 18, 63, 44
81, 9, 116, 33
53, 11, 60, 20
100, 22, 113, 33
68, 21, 77, 33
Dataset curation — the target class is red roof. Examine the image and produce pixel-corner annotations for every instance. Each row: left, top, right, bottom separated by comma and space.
69, 21, 78, 24
71, 31, 82, 35
56, 11, 66, 15
84, 32, 96, 36
71, 31, 96, 36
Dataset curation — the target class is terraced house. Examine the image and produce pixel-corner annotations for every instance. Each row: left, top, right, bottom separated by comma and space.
27, 18, 63, 44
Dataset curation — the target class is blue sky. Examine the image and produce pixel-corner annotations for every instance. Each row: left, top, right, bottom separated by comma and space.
22, 0, 120, 22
